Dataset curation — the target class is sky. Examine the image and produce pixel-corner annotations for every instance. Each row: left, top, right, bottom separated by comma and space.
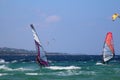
0, 0, 120, 55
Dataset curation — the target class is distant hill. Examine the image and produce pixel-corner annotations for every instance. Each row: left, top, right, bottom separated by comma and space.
0, 47, 67, 56
0, 47, 34, 54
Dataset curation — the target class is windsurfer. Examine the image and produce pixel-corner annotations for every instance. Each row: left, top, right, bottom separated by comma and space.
36, 56, 44, 67
36, 56, 48, 67
101, 32, 115, 64
30, 24, 49, 67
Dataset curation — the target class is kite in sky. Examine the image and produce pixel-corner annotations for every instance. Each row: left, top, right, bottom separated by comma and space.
112, 13, 120, 21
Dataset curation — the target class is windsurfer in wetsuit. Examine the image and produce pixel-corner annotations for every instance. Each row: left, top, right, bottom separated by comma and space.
36, 56, 44, 67
36, 56, 48, 67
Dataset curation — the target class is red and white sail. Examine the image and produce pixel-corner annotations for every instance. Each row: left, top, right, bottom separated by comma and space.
102, 32, 115, 63
30, 24, 49, 67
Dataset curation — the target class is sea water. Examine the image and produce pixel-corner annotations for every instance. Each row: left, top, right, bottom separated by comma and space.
0, 55, 120, 80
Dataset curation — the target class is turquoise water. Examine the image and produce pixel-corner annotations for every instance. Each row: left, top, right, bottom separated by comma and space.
0, 59, 120, 80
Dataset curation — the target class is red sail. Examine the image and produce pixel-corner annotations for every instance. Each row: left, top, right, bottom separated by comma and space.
102, 32, 115, 63
105, 32, 115, 54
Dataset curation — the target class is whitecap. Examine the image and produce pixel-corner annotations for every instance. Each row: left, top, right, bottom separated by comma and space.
25, 73, 41, 76
11, 60, 17, 63
13, 67, 34, 71
0, 65, 34, 71
80, 71, 96, 75
96, 62, 105, 65
0, 65, 12, 71
56, 70, 80, 76
57, 71, 96, 76
0, 73, 8, 76
46, 66, 81, 70
52, 70, 96, 76
0, 59, 8, 64
0, 65, 5, 69
0, 59, 5, 63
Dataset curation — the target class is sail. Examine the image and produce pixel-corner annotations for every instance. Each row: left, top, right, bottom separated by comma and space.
30, 24, 49, 67
112, 13, 120, 21
102, 32, 115, 63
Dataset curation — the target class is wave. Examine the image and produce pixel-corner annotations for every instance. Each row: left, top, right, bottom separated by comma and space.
0, 59, 5, 63
0, 73, 9, 76
11, 60, 18, 63
0, 65, 34, 71
55, 70, 96, 76
0, 59, 9, 64
25, 71, 96, 77
25, 73, 41, 76
46, 66, 81, 70
95, 62, 107, 65
96, 62, 103, 65
0, 65, 12, 71
25, 70, 96, 76
13, 67, 34, 71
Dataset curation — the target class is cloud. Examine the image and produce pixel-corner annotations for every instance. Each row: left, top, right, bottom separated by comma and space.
45, 15, 61, 23
33, 10, 61, 27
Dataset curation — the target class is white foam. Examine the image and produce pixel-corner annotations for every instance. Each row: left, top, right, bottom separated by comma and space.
53, 70, 96, 76
25, 73, 40, 75
0, 59, 8, 64
56, 70, 79, 76
13, 67, 34, 71
0, 73, 8, 76
61, 71, 96, 76
11, 60, 17, 63
46, 66, 81, 70
0, 65, 12, 71
0, 65, 34, 71
80, 71, 96, 75
96, 62, 104, 65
